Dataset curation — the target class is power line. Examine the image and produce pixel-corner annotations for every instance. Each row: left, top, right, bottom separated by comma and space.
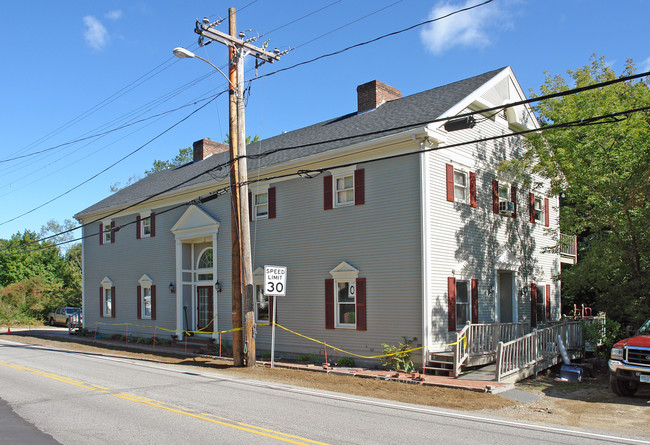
4, 102, 648, 256
252, 0, 494, 81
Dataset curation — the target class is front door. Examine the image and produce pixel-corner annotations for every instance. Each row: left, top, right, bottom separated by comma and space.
498, 272, 513, 323
197, 286, 214, 333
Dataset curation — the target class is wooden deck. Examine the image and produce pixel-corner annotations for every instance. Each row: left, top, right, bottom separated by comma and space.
426, 320, 584, 384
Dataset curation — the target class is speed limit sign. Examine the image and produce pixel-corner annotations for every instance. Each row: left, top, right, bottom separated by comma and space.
264, 265, 287, 296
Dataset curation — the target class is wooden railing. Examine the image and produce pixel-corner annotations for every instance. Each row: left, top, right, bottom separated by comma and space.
453, 324, 471, 376
560, 233, 577, 259
495, 321, 583, 382
466, 321, 529, 355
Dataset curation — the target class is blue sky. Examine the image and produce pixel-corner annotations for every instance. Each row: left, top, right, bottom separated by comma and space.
1, 0, 649, 241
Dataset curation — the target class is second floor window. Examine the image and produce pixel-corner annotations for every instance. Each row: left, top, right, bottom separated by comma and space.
335, 175, 354, 206
454, 170, 468, 203
253, 191, 268, 220
103, 223, 112, 244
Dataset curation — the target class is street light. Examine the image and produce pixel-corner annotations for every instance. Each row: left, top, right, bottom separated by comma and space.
172, 47, 236, 91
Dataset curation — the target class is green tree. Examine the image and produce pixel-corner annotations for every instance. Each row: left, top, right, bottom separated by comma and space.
223, 133, 260, 145
522, 55, 650, 326
145, 146, 193, 176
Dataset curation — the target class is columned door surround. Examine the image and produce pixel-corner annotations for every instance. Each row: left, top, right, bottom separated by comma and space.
171, 205, 220, 339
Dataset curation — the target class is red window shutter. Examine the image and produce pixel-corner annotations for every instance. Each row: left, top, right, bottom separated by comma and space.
492, 180, 499, 214
529, 193, 536, 223
136, 216, 141, 239
248, 191, 253, 221
471, 279, 479, 323
448, 277, 456, 331
150, 213, 156, 237
268, 187, 276, 219
510, 185, 517, 218
469, 172, 477, 207
324, 176, 333, 210
530, 284, 537, 328
354, 168, 365, 205
110, 221, 116, 244
446, 164, 455, 202
356, 278, 366, 331
545, 284, 551, 321
137, 285, 142, 319
99, 287, 103, 317
325, 279, 334, 329
99, 223, 103, 245
544, 198, 550, 227
111, 287, 116, 318
151, 285, 156, 321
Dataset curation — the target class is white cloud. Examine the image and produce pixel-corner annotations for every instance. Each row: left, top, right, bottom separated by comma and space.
420, 1, 510, 55
83, 15, 109, 51
105, 10, 122, 20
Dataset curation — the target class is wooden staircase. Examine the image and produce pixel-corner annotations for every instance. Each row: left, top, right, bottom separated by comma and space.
424, 351, 455, 376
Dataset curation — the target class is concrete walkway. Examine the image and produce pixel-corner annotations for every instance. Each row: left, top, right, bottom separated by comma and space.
1, 327, 512, 394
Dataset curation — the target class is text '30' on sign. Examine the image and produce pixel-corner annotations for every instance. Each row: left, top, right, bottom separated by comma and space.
264, 265, 287, 297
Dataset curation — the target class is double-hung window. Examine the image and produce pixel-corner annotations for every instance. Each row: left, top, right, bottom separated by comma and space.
253, 191, 268, 220
136, 213, 155, 239
445, 164, 476, 207
454, 170, 468, 203
534, 197, 543, 222
336, 280, 356, 327
138, 274, 155, 320
101, 221, 113, 244
335, 174, 354, 207
492, 180, 516, 216
255, 284, 270, 322
324, 167, 365, 210
100, 277, 114, 318
141, 216, 152, 237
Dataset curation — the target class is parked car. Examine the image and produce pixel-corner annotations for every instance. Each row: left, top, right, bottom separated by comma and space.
48, 307, 82, 327
609, 318, 650, 396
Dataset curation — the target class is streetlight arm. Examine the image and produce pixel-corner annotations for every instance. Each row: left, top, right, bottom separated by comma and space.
173, 47, 236, 91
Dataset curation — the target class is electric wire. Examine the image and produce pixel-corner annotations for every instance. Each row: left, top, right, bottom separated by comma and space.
4, 102, 648, 256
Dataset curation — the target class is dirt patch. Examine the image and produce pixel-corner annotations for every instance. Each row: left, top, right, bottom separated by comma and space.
5, 333, 649, 437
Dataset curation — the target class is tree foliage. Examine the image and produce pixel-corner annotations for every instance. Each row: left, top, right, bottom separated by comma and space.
0, 229, 81, 324
145, 146, 193, 176
524, 55, 650, 326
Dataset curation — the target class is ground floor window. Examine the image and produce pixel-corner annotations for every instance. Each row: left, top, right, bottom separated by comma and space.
336, 280, 356, 327
255, 284, 269, 322
536, 284, 547, 324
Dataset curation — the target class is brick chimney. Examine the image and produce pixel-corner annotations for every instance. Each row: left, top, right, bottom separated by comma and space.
357, 80, 401, 112
192, 138, 229, 162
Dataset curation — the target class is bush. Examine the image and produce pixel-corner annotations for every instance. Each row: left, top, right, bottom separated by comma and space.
337, 357, 355, 367
381, 337, 418, 373
582, 319, 621, 358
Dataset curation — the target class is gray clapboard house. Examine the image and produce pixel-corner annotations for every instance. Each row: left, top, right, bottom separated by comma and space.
75, 66, 568, 367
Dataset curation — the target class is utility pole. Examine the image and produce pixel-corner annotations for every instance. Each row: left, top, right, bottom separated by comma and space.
195, 8, 282, 367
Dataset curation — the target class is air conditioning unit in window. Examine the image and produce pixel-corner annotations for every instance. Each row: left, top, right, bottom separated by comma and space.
499, 201, 515, 215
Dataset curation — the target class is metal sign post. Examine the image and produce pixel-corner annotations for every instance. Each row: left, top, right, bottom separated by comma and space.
264, 265, 286, 368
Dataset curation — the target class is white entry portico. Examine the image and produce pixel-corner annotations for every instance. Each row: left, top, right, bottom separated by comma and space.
171, 205, 220, 339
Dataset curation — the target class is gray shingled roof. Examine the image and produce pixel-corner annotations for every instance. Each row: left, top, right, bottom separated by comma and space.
75, 67, 506, 219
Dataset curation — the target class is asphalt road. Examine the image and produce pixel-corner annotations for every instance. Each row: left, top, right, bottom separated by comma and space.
0, 337, 647, 445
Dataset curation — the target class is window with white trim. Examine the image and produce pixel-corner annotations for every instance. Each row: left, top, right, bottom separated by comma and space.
141, 216, 152, 237
498, 183, 511, 203
536, 284, 547, 324
138, 274, 153, 320
336, 280, 356, 327
252, 190, 268, 220
453, 169, 468, 203
455, 280, 470, 327
103, 222, 112, 244
255, 285, 269, 322
101, 276, 113, 318
335, 174, 354, 207
534, 197, 543, 222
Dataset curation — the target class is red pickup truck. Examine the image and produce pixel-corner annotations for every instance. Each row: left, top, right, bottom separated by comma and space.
609, 318, 650, 396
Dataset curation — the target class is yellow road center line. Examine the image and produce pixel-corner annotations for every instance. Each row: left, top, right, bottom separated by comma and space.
114, 393, 323, 444
0, 360, 325, 444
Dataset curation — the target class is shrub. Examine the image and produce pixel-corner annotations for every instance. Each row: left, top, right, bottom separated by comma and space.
381, 337, 418, 373
337, 357, 355, 367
